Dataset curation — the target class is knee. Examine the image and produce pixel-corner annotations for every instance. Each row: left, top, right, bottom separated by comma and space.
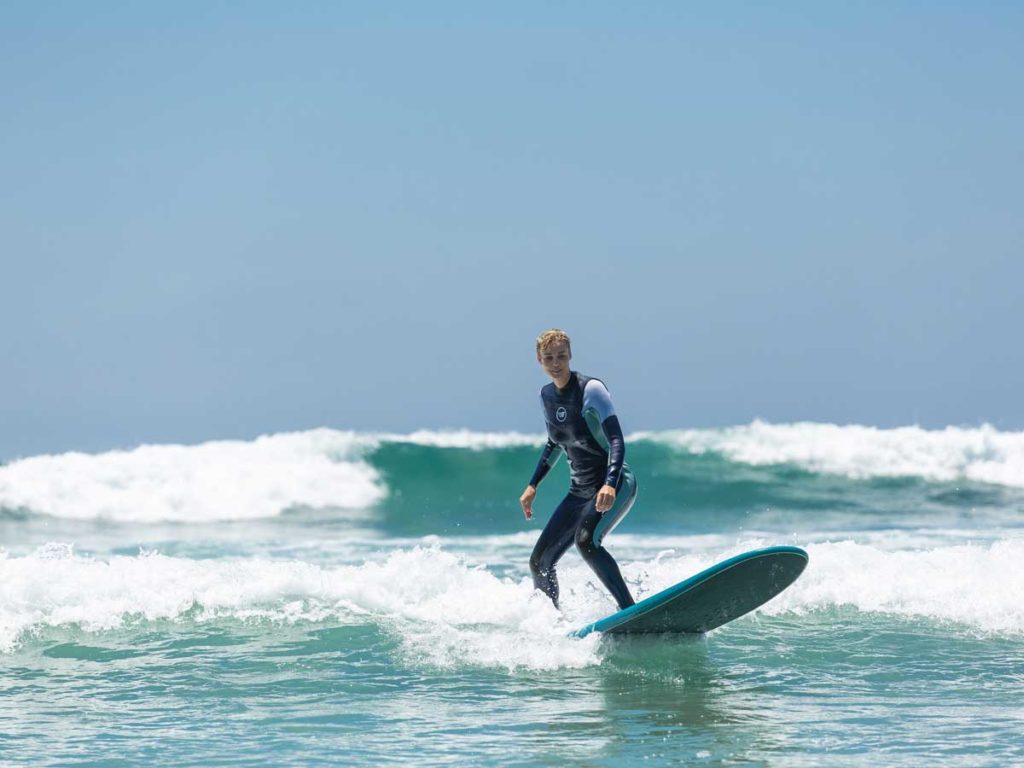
575, 525, 596, 558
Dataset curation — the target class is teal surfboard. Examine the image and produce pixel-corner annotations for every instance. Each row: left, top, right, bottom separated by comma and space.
572, 546, 808, 638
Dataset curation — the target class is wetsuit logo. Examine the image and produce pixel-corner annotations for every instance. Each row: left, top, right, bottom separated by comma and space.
556, 406, 568, 422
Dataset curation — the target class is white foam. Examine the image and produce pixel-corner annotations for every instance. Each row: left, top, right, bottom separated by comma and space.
4, 538, 1024, 665
638, 420, 1024, 487
384, 430, 543, 449
0, 544, 600, 669
613, 538, 1024, 635
0, 429, 385, 522
770, 539, 1024, 633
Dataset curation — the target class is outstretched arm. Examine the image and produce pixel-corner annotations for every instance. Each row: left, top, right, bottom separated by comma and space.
521, 439, 562, 520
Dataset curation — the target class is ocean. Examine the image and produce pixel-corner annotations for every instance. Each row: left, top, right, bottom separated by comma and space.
1, 421, 1022, 766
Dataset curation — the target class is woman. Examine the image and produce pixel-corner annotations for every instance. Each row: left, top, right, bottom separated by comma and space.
519, 329, 637, 610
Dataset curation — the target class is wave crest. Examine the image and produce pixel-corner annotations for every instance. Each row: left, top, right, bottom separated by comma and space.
0, 429, 385, 522
5, 422, 1024, 524
639, 421, 1024, 487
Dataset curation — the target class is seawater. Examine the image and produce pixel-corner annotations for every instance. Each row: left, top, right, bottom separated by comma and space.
1, 422, 1023, 766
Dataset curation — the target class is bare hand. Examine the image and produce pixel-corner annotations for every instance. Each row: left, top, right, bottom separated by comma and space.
595, 484, 616, 513
520, 485, 537, 520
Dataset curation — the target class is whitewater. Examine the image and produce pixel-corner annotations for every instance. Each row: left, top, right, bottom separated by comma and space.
2, 422, 1023, 766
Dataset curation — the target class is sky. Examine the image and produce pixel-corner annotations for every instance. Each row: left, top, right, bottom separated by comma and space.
2, 2, 1022, 459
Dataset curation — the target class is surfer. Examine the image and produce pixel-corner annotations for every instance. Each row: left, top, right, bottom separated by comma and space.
520, 329, 637, 610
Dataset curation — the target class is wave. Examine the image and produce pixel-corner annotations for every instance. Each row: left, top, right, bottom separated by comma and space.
615, 538, 1024, 637
771, 539, 1024, 633
0, 430, 386, 522
3, 422, 1024, 524
0, 543, 594, 669
3, 539, 1023, 663
641, 420, 1024, 486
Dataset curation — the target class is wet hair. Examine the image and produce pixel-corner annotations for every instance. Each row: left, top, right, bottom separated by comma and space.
536, 329, 572, 356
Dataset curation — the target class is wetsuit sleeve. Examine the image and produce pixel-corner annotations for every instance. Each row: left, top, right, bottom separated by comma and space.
528, 439, 563, 488
583, 379, 625, 488
601, 415, 625, 488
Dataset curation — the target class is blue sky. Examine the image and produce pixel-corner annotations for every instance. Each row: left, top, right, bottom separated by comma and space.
2, 2, 1022, 459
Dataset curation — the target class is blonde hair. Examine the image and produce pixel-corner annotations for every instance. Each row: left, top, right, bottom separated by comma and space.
536, 329, 572, 356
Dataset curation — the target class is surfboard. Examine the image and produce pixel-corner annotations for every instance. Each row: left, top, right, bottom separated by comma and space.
572, 546, 808, 638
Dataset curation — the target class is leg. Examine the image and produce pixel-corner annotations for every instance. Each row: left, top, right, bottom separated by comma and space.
529, 493, 588, 608
575, 494, 636, 610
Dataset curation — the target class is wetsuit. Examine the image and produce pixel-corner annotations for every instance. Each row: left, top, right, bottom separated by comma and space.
527, 371, 637, 610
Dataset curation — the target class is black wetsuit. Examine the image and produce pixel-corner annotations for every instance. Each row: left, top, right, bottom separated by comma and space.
527, 371, 637, 610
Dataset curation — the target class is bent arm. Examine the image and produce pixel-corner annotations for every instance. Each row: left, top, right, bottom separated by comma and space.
601, 415, 625, 488
582, 379, 626, 488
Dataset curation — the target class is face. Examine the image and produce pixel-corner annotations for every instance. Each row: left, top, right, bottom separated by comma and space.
538, 341, 571, 386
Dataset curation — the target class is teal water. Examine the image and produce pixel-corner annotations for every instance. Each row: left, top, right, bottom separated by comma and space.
2, 424, 1023, 765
